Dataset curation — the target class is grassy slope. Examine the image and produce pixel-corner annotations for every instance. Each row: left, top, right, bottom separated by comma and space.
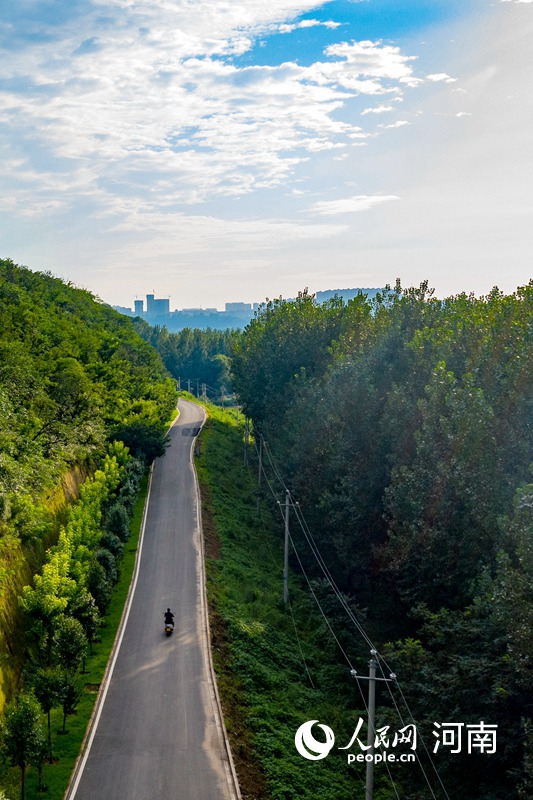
9, 473, 150, 800
196, 403, 369, 800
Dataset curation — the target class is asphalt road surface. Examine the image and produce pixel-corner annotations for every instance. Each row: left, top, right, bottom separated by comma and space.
67, 399, 238, 800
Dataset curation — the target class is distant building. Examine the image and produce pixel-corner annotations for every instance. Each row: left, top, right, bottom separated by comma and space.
182, 308, 219, 315
134, 299, 144, 315
145, 294, 170, 315
225, 302, 252, 313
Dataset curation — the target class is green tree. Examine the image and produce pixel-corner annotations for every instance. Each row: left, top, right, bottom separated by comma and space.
57, 672, 82, 734
68, 591, 100, 655
52, 616, 88, 674
1, 693, 45, 800
30, 667, 63, 759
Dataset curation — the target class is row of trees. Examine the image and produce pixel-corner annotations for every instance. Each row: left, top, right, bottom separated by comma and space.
1, 444, 144, 797
133, 320, 236, 399
231, 281, 533, 798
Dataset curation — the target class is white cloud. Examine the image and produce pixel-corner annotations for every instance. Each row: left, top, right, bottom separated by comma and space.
323, 40, 418, 84
279, 19, 341, 33
427, 73, 457, 83
310, 194, 400, 215
361, 104, 395, 115
0, 5, 423, 220
378, 120, 410, 129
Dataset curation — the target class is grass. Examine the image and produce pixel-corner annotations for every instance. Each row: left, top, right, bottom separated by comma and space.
196, 403, 379, 800
14, 472, 150, 800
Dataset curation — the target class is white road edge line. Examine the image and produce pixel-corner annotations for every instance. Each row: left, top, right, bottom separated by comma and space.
64, 409, 180, 799
65, 401, 242, 800
191, 402, 243, 800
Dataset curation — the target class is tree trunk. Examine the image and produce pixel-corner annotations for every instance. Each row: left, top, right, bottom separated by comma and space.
47, 710, 53, 761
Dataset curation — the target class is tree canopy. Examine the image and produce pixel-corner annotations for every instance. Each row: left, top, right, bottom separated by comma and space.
232, 280, 533, 799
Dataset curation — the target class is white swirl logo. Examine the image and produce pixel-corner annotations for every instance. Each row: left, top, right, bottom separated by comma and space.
294, 720, 335, 761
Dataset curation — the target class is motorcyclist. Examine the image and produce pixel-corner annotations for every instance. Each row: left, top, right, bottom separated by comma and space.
164, 608, 175, 629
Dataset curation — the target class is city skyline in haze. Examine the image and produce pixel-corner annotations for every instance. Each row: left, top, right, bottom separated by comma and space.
1, 0, 532, 308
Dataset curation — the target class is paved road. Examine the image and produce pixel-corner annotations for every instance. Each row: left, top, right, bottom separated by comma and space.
68, 399, 238, 800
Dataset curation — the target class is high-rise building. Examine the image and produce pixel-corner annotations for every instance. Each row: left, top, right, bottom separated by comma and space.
225, 302, 252, 313
134, 299, 144, 314
146, 294, 170, 315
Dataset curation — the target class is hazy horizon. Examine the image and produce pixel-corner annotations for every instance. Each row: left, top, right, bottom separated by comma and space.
1, 0, 532, 308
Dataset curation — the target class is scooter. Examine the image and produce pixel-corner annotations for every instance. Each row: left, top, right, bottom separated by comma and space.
164, 623, 173, 637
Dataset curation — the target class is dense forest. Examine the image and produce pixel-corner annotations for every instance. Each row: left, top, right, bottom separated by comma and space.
231, 281, 533, 799
0, 258, 176, 710
133, 319, 236, 398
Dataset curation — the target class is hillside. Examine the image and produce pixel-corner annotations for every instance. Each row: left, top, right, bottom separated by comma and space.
0, 258, 177, 705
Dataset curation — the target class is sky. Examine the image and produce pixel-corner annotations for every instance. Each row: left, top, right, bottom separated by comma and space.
1, 0, 532, 310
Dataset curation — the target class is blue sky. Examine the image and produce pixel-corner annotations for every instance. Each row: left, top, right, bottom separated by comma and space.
1, 0, 532, 309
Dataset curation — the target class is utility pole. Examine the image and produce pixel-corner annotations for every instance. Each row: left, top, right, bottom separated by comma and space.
350, 652, 397, 800
196, 379, 199, 397
256, 434, 263, 516
202, 383, 207, 401
177, 377, 181, 392
187, 378, 192, 394
366, 653, 377, 800
244, 418, 249, 466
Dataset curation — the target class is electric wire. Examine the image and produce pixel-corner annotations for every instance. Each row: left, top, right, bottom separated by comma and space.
291, 498, 446, 798
253, 433, 403, 798
287, 529, 356, 672
287, 597, 315, 689
293, 488, 448, 798
252, 428, 450, 800
394, 681, 452, 800
288, 528, 400, 800
375, 657, 443, 800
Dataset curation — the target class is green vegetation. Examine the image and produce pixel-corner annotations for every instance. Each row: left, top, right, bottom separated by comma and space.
0, 258, 175, 696
0, 258, 177, 797
0, 469, 149, 799
231, 281, 533, 799
134, 320, 237, 399
198, 403, 394, 800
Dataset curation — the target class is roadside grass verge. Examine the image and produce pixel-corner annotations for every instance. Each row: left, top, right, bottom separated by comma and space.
197, 403, 372, 800
18, 472, 149, 800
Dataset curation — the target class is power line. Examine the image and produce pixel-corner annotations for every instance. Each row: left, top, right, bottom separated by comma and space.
251, 428, 450, 800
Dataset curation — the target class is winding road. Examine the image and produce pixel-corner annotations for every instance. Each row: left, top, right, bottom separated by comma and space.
66, 399, 239, 800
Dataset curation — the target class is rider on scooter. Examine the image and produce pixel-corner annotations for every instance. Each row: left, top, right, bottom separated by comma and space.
164, 608, 175, 629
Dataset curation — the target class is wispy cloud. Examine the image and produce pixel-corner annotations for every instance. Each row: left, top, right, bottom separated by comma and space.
279, 19, 342, 33
310, 195, 400, 215
378, 120, 410, 129
0, 3, 425, 224
361, 104, 395, 115
427, 73, 457, 83
3, 0, 529, 308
